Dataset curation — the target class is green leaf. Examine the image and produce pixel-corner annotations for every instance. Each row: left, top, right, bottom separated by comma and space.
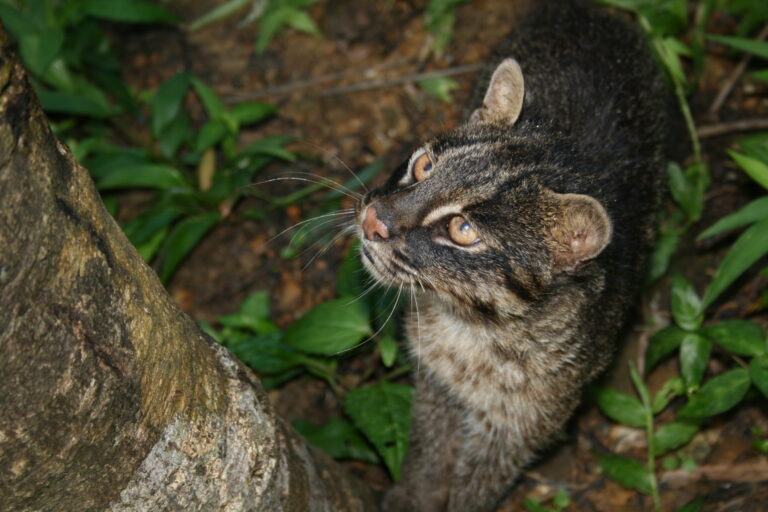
593, 387, 646, 427
229, 101, 277, 125
647, 224, 680, 283
418, 76, 459, 103
679, 333, 711, 392
667, 162, 704, 222
159, 212, 221, 281
750, 354, 768, 398
728, 150, 768, 190
674, 497, 704, 512
345, 382, 413, 480
336, 240, 366, 298
124, 207, 181, 246
670, 275, 703, 331
222, 332, 306, 374
709, 35, 768, 59
37, 90, 110, 118
190, 77, 226, 120
522, 499, 551, 512
189, 0, 251, 31
152, 73, 190, 136
678, 368, 751, 419
651, 376, 685, 413
256, 2, 319, 53
97, 164, 186, 190
698, 196, 768, 239
81, 0, 176, 22
647, 326, 687, 371
283, 298, 372, 355
241, 290, 270, 320
700, 320, 766, 357
379, 336, 398, 368
750, 69, 768, 83
239, 135, 296, 161
702, 218, 768, 307
19, 29, 63, 77
596, 452, 652, 494
195, 120, 228, 152
283, 9, 320, 35
0, 4, 36, 37
293, 417, 380, 463
553, 488, 571, 509
653, 420, 699, 456
135, 227, 167, 262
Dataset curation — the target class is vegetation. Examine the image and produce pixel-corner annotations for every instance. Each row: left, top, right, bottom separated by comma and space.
1, 0, 766, 506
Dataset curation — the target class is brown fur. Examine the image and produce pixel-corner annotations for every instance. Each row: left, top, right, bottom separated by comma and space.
356, 2, 668, 510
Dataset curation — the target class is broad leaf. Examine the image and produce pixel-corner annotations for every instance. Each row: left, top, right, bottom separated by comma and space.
698, 196, 768, 239
646, 325, 687, 371
293, 417, 380, 463
709, 35, 768, 60
418, 76, 459, 103
97, 164, 186, 190
653, 420, 699, 455
678, 368, 751, 419
345, 382, 413, 480
679, 333, 710, 392
651, 376, 684, 413
283, 298, 372, 355
378, 336, 398, 367
37, 90, 110, 118
750, 354, 768, 399
191, 77, 227, 120
596, 452, 652, 494
230, 101, 277, 125
82, 0, 176, 22
670, 274, 703, 331
702, 218, 768, 307
700, 320, 766, 357
593, 387, 646, 427
728, 150, 768, 190
159, 212, 221, 281
152, 73, 191, 136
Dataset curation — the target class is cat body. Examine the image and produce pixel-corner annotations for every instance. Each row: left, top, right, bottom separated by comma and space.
357, 2, 668, 511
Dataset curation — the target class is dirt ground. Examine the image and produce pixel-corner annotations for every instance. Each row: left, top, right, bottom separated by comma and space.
115, 1, 768, 510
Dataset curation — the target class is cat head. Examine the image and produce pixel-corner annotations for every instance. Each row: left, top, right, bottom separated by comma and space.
357, 59, 612, 320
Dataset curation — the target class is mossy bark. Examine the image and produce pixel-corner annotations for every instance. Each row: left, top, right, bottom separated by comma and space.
0, 26, 375, 512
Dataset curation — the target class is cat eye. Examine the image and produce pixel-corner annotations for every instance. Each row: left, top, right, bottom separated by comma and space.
412, 152, 434, 182
448, 216, 479, 245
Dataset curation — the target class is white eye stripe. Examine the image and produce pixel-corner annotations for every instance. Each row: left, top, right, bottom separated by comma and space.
421, 204, 465, 226
399, 147, 430, 185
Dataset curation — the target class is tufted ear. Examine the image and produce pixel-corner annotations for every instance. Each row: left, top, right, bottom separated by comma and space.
548, 193, 612, 272
469, 58, 525, 124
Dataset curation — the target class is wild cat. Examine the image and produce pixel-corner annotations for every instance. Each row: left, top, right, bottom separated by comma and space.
354, 1, 668, 511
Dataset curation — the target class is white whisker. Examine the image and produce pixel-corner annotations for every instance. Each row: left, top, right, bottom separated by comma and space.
297, 141, 370, 194
333, 283, 403, 356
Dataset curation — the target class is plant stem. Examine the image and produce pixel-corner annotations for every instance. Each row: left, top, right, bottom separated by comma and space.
629, 363, 662, 511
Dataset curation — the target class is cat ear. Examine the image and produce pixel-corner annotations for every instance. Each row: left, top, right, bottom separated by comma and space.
469, 58, 525, 124
548, 193, 612, 271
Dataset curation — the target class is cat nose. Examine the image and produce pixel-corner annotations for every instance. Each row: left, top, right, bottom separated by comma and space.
363, 206, 390, 241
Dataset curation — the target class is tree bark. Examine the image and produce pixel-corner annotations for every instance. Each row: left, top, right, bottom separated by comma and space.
0, 26, 375, 512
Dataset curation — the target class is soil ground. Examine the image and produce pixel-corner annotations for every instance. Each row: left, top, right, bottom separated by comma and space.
115, 1, 768, 510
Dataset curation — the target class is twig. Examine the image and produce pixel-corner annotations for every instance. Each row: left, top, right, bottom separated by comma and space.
697, 118, 768, 138
708, 23, 768, 117
317, 64, 483, 97
224, 58, 412, 103
661, 460, 768, 487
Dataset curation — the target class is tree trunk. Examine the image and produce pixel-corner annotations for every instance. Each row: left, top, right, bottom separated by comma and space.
0, 26, 375, 512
